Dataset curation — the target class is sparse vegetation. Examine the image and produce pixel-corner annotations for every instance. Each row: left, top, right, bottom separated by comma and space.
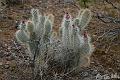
0, 0, 120, 80
15, 8, 94, 79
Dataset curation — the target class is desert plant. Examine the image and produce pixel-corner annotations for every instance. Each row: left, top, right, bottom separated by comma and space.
61, 13, 73, 48
59, 9, 94, 72
15, 8, 53, 74
15, 8, 94, 79
15, 9, 54, 79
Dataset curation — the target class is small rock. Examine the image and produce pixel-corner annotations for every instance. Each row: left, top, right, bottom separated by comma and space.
91, 61, 95, 64
91, 70, 98, 75
0, 52, 4, 58
12, 53, 16, 57
4, 64, 10, 69
6, 56, 15, 61
7, 46, 11, 50
82, 72, 89, 77
64, 0, 75, 3
4, 44, 7, 47
0, 30, 2, 32
4, 52, 11, 57
0, 62, 3, 66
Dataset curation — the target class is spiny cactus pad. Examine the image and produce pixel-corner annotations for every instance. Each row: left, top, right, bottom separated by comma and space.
79, 9, 92, 30
15, 30, 29, 43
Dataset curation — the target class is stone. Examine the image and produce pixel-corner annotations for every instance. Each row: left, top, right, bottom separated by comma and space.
64, 0, 75, 3
0, 62, 3, 66
4, 64, 10, 69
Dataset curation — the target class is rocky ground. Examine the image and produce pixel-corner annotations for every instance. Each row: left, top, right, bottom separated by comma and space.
0, 0, 120, 80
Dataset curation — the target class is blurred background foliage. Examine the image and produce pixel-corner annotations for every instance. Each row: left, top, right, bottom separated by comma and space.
77, 0, 96, 8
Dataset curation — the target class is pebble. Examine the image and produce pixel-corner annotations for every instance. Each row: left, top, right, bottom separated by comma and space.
4, 44, 7, 47
91, 70, 98, 75
82, 72, 89, 77
7, 46, 11, 50
4, 52, 11, 57
0, 30, 2, 32
64, 0, 75, 3
0, 62, 3, 66
4, 64, 10, 69
6, 56, 15, 61
0, 52, 4, 58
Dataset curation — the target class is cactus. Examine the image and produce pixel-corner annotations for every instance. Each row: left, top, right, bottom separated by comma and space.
15, 9, 54, 78
78, 9, 92, 31
82, 31, 94, 54
70, 25, 84, 50
59, 9, 94, 72
26, 21, 34, 34
15, 9, 53, 59
15, 30, 29, 43
15, 8, 94, 76
61, 13, 73, 48
42, 19, 52, 44
15, 22, 29, 43
76, 9, 94, 68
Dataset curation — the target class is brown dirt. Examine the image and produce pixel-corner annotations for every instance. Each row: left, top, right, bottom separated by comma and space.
0, 0, 120, 80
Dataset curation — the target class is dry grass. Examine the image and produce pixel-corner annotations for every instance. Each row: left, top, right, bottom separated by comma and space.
0, 0, 120, 80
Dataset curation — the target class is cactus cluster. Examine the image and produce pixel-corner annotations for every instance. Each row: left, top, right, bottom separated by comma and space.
59, 9, 94, 71
15, 9, 53, 60
60, 9, 92, 48
15, 8, 95, 75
